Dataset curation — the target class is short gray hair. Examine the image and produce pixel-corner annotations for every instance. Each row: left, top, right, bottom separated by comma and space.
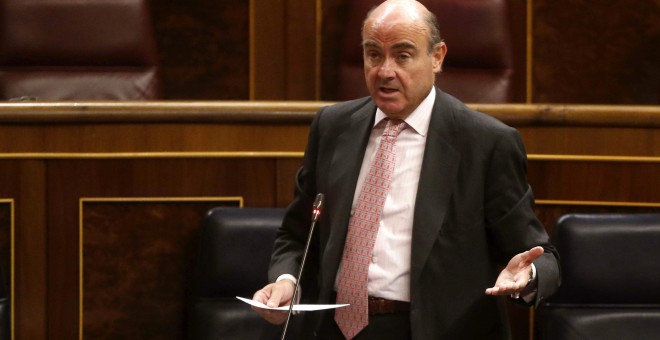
424, 9, 443, 53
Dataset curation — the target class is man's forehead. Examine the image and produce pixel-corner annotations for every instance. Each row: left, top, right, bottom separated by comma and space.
362, 19, 427, 48
364, 5, 428, 40
369, 0, 424, 27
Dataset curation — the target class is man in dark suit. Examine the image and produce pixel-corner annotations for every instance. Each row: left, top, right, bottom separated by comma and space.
252, 1, 560, 339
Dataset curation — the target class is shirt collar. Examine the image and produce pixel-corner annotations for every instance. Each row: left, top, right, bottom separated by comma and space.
374, 87, 435, 137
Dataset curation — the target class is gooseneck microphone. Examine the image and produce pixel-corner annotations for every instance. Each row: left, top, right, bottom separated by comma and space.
280, 193, 324, 340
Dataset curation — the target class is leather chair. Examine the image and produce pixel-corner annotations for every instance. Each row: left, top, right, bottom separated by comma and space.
187, 207, 301, 340
335, 0, 522, 103
538, 213, 660, 340
0, 0, 161, 100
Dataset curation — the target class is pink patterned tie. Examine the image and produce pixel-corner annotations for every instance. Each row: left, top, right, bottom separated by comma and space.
335, 118, 406, 339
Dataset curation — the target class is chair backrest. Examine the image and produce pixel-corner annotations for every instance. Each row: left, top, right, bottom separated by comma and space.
0, 0, 161, 100
188, 207, 295, 340
335, 0, 521, 103
539, 213, 660, 340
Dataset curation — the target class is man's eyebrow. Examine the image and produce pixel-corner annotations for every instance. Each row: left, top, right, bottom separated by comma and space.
391, 42, 417, 50
362, 41, 382, 50
362, 40, 418, 51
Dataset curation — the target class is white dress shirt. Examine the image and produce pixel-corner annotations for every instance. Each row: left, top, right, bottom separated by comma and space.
349, 87, 436, 302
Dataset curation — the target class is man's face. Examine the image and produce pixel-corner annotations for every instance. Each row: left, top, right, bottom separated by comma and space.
362, 13, 446, 119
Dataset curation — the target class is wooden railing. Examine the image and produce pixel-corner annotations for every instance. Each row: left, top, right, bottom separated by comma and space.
1, 101, 659, 126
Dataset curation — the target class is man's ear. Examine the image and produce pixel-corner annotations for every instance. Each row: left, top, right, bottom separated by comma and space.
433, 41, 447, 73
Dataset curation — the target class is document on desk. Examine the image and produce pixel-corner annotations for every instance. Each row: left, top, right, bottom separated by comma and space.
237, 296, 349, 311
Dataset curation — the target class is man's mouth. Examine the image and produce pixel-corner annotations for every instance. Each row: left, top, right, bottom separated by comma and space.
379, 87, 398, 94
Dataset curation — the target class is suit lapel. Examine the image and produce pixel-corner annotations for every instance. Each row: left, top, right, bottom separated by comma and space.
410, 90, 461, 288
318, 92, 462, 293
321, 101, 376, 288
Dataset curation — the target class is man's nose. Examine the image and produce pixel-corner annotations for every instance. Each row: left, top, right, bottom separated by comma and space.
377, 58, 396, 78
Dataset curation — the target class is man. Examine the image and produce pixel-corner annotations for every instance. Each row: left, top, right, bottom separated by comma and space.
253, 0, 560, 339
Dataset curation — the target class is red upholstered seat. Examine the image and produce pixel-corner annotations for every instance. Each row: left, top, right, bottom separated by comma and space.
0, 0, 161, 100
335, 0, 522, 103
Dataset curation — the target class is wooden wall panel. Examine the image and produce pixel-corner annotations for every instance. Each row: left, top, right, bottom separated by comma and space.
285, 0, 320, 100
0, 202, 10, 294
150, 0, 250, 99
81, 199, 239, 339
320, 0, 349, 101
0, 160, 47, 340
251, 0, 319, 100
45, 158, 278, 338
276, 158, 304, 207
532, 0, 659, 104
0, 123, 310, 153
0, 201, 10, 340
518, 126, 660, 156
506, 303, 531, 340
528, 159, 660, 203
528, 158, 660, 237
143, 1, 659, 103
251, 0, 286, 99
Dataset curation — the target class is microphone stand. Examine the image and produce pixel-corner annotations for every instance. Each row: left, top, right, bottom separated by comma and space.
280, 193, 324, 340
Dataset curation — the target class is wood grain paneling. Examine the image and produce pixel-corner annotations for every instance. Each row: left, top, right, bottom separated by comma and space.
251, 0, 319, 100
251, 0, 286, 99
519, 127, 660, 156
0, 123, 310, 153
2, 102, 657, 156
320, 0, 350, 101
42, 158, 279, 338
533, 0, 659, 104
0, 200, 12, 340
150, 0, 249, 99
0, 102, 658, 339
528, 159, 660, 203
285, 0, 320, 100
80, 199, 239, 339
144, 1, 659, 103
0, 160, 46, 340
0, 202, 11, 296
276, 158, 303, 207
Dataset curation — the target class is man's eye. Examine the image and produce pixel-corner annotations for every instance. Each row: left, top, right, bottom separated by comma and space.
397, 54, 411, 62
367, 52, 381, 60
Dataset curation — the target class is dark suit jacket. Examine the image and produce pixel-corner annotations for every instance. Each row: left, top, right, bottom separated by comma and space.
269, 89, 560, 339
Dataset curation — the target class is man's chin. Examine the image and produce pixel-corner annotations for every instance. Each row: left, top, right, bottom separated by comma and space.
374, 100, 407, 118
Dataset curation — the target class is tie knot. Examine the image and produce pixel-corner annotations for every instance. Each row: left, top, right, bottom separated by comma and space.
383, 119, 406, 138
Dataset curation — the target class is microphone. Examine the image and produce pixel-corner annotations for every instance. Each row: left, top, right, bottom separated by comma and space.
280, 193, 324, 340
311, 193, 323, 223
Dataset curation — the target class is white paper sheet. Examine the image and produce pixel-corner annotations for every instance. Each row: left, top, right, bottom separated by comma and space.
236, 296, 349, 311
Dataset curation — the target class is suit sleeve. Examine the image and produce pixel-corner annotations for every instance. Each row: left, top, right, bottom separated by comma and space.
267, 108, 323, 283
484, 127, 561, 307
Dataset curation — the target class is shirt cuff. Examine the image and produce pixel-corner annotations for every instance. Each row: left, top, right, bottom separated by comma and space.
276, 274, 297, 285
521, 263, 537, 303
